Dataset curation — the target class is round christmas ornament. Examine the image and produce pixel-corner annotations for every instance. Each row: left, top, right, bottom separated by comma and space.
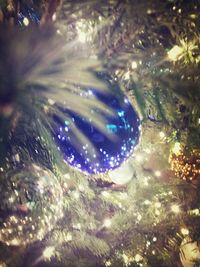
0, 164, 63, 246
52, 73, 141, 174
169, 149, 200, 183
108, 161, 134, 185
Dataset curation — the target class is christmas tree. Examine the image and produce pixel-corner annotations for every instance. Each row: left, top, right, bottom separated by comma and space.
0, 0, 200, 267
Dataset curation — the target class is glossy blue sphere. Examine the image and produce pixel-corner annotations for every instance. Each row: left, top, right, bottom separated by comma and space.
52, 74, 141, 174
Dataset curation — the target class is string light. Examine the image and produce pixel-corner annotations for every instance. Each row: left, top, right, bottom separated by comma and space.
168, 40, 199, 63
52, 13, 57, 21
189, 14, 197, 19
154, 170, 161, 177
48, 99, 55, 105
137, 214, 142, 221
63, 182, 68, 190
119, 192, 128, 199
145, 148, 151, 154
144, 200, 151, 205
77, 31, 87, 43
72, 191, 80, 199
181, 228, 189, 236
103, 218, 112, 228
76, 19, 93, 43
10, 238, 20, 246
146, 241, 151, 247
63, 173, 70, 179
105, 260, 112, 266
171, 204, 180, 213
134, 254, 143, 262
66, 232, 72, 241
168, 45, 183, 61
101, 191, 110, 197
143, 177, 149, 186
23, 17, 29, 26
155, 210, 160, 216
124, 70, 130, 80
189, 209, 200, 216
73, 223, 81, 230
8, 196, 14, 203
43, 246, 55, 260
159, 131, 165, 139
78, 184, 84, 192
172, 142, 182, 155
131, 61, 138, 69
136, 154, 143, 162
121, 253, 134, 265
122, 253, 129, 265
154, 202, 161, 208
153, 237, 157, 242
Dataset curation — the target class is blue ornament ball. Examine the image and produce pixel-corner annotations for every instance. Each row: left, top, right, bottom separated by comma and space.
52, 73, 141, 174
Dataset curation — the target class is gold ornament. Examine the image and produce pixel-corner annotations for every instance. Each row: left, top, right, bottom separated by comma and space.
169, 149, 200, 182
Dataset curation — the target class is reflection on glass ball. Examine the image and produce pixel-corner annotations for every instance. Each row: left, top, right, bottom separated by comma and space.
108, 161, 134, 185
52, 73, 141, 174
17, 4, 40, 27
0, 164, 63, 246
